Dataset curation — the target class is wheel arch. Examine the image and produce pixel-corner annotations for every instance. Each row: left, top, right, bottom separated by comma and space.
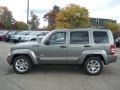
12, 54, 33, 65
11, 49, 38, 65
83, 54, 105, 65
79, 50, 108, 65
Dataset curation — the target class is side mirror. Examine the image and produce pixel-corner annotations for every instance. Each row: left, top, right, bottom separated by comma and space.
45, 40, 50, 45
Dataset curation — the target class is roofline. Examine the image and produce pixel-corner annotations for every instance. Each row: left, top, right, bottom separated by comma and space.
52, 28, 110, 31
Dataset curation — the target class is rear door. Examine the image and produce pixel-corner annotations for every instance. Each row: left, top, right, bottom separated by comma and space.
67, 31, 91, 64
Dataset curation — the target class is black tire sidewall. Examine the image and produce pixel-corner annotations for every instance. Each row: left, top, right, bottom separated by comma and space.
84, 57, 103, 75
13, 55, 32, 74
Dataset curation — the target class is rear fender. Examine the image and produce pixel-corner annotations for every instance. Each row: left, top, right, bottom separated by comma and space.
79, 50, 108, 64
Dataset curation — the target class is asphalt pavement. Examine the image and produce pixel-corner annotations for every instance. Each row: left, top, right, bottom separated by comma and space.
0, 41, 120, 90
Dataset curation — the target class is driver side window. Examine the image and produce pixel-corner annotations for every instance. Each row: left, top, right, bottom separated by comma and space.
49, 32, 66, 44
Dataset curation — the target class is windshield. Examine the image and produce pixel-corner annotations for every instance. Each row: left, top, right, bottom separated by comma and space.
41, 31, 52, 42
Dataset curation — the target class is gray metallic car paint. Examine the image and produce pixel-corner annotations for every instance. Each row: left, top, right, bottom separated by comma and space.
7, 29, 117, 65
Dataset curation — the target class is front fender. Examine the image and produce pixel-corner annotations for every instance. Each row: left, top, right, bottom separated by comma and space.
12, 49, 38, 64
79, 50, 108, 64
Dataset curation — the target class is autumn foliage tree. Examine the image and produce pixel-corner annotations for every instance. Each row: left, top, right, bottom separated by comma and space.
0, 6, 13, 29
44, 4, 90, 30
43, 5, 60, 30
16, 21, 28, 30
29, 11, 40, 30
104, 22, 119, 32
56, 4, 90, 29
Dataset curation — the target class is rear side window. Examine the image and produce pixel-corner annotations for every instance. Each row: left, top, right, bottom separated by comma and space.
93, 31, 109, 43
70, 31, 89, 44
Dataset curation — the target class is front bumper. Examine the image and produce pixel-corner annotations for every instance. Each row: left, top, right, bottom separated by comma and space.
7, 53, 13, 65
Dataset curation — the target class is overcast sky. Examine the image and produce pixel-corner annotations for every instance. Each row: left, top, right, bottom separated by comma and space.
0, 0, 120, 27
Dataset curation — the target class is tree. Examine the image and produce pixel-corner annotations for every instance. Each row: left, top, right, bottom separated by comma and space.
117, 23, 120, 31
29, 11, 40, 30
56, 4, 90, 29
43, 5, 60, 30
0, 6, 13, 29
16, 21, 28, 30
104, 22, 119, 32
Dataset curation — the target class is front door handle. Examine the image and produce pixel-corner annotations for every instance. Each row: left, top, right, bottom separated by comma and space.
60, 46, 66, 48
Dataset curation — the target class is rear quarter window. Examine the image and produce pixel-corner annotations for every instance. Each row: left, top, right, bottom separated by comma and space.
93, 31, 109, 43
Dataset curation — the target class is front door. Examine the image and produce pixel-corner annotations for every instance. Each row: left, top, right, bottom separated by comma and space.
40, 32, 67, 64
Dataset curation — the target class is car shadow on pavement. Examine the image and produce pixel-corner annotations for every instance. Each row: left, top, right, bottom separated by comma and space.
5, 65, 118, 76
31, 65, 85, 74
4, 68, 14, 75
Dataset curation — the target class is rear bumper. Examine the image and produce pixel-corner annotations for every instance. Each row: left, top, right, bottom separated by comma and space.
106, 54, 117, 64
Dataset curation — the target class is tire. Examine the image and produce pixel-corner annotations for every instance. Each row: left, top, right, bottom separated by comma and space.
18, 38, 21, 42
31, 38, 36, 41
13, 55, 32, 74
2, 37, 5, 41
83, 57, 103, 75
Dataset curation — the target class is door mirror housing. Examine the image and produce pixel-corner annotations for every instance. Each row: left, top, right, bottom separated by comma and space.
45, 40, 50, 45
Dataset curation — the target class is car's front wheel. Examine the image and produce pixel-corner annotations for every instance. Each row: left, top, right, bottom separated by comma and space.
84, 56, 103, 75
13, 55, 32, 74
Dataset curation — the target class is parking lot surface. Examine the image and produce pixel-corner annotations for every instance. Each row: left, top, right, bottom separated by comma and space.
0, 41, 120, 90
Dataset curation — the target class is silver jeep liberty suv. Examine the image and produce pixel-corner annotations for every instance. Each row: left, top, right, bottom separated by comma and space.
7, 28, 117, 75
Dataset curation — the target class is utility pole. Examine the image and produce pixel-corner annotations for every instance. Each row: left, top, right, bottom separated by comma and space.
27, 0, 29, 26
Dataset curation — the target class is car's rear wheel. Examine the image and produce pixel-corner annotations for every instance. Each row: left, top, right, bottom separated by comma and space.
13, 55, 32, 74
84, 56, 103, 75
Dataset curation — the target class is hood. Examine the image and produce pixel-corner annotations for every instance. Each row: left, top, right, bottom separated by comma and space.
12, 41, 39, 50
16, 41, 39, 47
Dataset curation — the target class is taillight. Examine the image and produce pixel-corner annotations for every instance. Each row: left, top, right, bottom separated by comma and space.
110, 44, 116, 55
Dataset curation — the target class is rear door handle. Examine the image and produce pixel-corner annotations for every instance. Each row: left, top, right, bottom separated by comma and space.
84, 45, 90, 47
60, 46, 66, 48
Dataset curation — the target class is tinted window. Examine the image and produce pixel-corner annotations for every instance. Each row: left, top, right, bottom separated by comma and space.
93, 31, 109, 43
70, 31, 89, 44
49, 32, 66, 44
